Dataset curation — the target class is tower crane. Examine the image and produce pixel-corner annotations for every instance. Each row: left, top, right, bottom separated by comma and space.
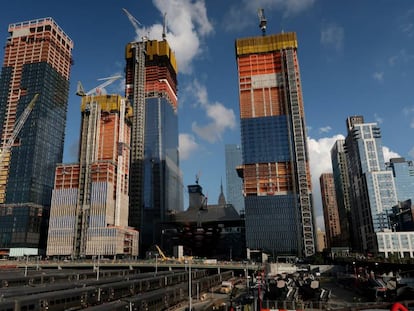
122, 8, 142, 36
76, 75, 122, 97
0, 93, 39, 164
258, 8, 267, 35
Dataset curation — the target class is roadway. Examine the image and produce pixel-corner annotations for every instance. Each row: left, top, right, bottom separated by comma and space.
0, 258, 260, 273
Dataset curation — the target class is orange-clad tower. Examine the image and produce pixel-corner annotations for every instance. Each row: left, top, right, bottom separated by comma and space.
235, 32, 316, 257
46, 95, 138, 258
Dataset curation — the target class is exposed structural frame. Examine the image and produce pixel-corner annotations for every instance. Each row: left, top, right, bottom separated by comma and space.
73, 77, 121, 258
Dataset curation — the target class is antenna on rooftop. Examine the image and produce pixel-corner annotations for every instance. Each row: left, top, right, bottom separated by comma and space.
257, 8, 267, 36
162, 12, 167, 40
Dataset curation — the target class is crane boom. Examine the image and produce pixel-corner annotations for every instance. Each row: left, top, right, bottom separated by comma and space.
76, 75, 122, 97
122, 8, 141, 35
0, 93, 39, 161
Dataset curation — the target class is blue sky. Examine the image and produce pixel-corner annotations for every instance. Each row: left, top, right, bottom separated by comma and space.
1, 1, 414, 230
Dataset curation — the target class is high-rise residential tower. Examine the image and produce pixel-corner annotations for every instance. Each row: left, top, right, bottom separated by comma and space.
225, 144, 245, 214
0, 18, 73, 256
319, 173, 341, 249
235, 32, 315, 257
125, 39, 183, 254
344, 116, 398, 253
46, 95, 139, 258
330, 139, 352, 247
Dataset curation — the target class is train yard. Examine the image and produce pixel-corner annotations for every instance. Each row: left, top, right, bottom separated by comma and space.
0, 267, 233, 311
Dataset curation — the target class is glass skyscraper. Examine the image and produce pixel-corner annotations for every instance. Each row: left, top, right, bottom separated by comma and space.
330, 139, 352, 247
235, 32, 316, 257
225, 144, 245, 214
386, 158, 414, 203
0, 18, 73, 256
125, 39, 183, 254
344, 116, 398, 253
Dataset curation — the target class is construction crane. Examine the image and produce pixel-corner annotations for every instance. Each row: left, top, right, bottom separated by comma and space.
122, 8, 141, 36
0, 93, 39, 164
76, 75, 122, 97
258, 8, 267, 35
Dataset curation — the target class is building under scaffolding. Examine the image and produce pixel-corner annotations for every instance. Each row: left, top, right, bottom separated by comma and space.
46, 95, 138, 258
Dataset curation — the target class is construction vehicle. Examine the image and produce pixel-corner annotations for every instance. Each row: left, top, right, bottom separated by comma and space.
0, 93, 39, 164
155, 245, 170, 261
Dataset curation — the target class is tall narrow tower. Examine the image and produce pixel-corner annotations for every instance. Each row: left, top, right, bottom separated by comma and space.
235, 31, 315, 257
126, 38, 183, 254
0, 18, 73, 256
320, 173, 341, 249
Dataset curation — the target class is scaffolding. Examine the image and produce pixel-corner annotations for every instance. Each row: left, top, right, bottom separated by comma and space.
283, 48, 315, 257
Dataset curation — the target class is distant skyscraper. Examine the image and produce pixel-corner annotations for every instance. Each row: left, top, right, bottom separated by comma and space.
344, 116, 398, 253
225, 144, 244, 214
235, 32, 316, 257
0, 18, 73, 256
125, 39, 183, 254
386, 157, 414, 203
46, 95, 139, 258
319, 173, 341, 249
330, 139, 351, 247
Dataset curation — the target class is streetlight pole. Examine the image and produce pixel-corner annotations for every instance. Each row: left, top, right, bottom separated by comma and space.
155, 254, 158, 276
188, 260, 192, 311
24, 255, 28, 277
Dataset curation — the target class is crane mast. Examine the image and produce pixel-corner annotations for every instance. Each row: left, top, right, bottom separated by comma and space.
0, 93, 39, 164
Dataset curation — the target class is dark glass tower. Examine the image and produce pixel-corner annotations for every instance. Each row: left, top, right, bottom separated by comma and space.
0, 18, 73, 256
125, 39, 183, 254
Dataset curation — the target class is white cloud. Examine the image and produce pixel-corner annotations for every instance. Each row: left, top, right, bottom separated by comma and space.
188, 80, 236, 143
308, 134, 345, 231
372, 71, 384, 82
179, 133, 199, 160
224, 0, 315, 32
388, 49, 414, 67
321, 24, 344, 51
374, 113, 383, 125
132, 0, 213, 74
318, 126, 331, 133
382, 146, 400, 162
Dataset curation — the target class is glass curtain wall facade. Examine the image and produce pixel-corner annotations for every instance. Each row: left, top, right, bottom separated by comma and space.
386, 158, 414, 203
225, 144, 245, 214
235, 33, 316, 257
125, 39, 183, 254
344, 116, 398, 253
0, 18, 73, 255
330, 139, 352, 247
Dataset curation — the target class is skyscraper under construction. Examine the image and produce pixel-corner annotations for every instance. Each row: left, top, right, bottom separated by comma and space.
125, 39, 183, 254
0, 18, 73, 256
235, 31, 316, 257
46, 94, 139, 258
